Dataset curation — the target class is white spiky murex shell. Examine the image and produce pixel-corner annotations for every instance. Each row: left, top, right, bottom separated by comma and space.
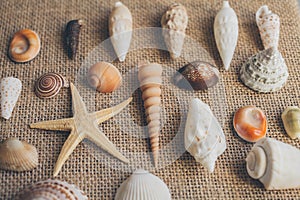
214, 1, 238, 71
109, 1, 132, 62
0, 138, 38, 172
16, 179, 88, 200
246, 137, 300, 190
240, 47, 288, 93
161, 3, 188, 59
256, 5, 280, 50
0, 77, 22, 119
184, 98, 226, 173
115, 169, 171, 200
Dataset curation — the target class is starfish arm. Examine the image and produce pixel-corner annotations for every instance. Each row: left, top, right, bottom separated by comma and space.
70, 83, 89, 115
86, 128, 129, 163
30, 118, 74, 131
91, 97, 133, 124
53, 130, 84, 176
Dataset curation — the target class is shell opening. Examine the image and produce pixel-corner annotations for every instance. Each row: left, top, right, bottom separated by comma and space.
246, 146, 267, 179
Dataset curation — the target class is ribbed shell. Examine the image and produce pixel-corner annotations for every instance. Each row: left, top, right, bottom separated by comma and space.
0, 138, 38, 172
109, 1, 132, 62
8, 29, 41, 63
35, 72, 69, 99
240, 47, 288, 93
115, 169, 171, 200
161, 3, 188, 59
16, 179, 88, 200
0, 77, 22, 119
138, 62, 162, 167
214, 1, 238, 70
256, 5, 280, 49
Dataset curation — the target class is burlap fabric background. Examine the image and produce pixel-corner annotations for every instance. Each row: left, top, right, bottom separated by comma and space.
1, 0, 300, 199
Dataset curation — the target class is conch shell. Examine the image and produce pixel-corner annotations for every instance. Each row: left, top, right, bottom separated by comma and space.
109, 1, 132, 62
161, 3, 188, 59
256, 5, 280, 49
240, 47, 288, 93
138, 61, 162, 167
115, 169, 171, 200
16, 179, 88, 200
88, 61, 122, 93
184, 98, 226, 173
246, 137, 300, 190
282, 106, 300, 139
214, 1, 238, 71
0, 138, 38, 172
0, 77, 22, 119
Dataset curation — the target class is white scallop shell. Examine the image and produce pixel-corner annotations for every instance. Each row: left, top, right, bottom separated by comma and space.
214, 1, 238, 70
16, 179, 88, 200
240, 47, 288, 93
0, 77, 22, 119
184, 98, 226, 173
115, 169, 171, 200
256, 5, 280, 49
109, 1, 132, 62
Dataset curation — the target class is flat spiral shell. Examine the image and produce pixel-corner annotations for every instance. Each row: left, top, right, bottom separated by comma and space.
8, 29, 41, 63
35, 72, 69, 99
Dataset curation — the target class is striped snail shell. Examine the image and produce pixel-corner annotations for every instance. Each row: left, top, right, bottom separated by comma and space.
35, 72, 69, 99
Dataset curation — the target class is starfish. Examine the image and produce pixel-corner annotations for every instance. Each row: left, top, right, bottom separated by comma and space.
30, 83, 132, 176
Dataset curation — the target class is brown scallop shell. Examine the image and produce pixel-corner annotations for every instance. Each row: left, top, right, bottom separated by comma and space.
35, 72, 69, 99
88, 62, 122, 93
173, 61, 219, 90
0, 138, 38, 172
8, 29, 41, 63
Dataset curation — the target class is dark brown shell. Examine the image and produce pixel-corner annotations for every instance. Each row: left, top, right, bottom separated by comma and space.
173, 61, 219, 90
64, 19, 83, 59
35, 72, 69, 99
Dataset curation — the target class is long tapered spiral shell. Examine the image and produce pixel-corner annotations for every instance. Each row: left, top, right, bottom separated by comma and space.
8, 29, 41, 63
0, 138, 38, 172
35, 72, 69, 99
138, 61, 162, 167
16, 179, 88, 200
256, 5, 280, 49
161, 3, 188, 59
246, 137, 300, 190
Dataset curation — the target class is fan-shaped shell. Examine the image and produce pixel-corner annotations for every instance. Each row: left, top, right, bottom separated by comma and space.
184, 98, 226, 173
8, 29, 41, 63
0, 138, 38, 172
88, 61, 122, 93
115, 169, 171, 200
161, 3, 188, 59
0, 77, 22, 119
240, 47, 288, 93
16, 179, 88, 200
233, 106, 267, 142
35, 72, 69, 99
246, 137, 300, 190
173, 61, 219, 90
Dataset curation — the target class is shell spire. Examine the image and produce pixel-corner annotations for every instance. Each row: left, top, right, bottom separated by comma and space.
109, 2, 132, 62
214, 1, 238, 70
138, 61, 162, 167
256, 5, 280, 49
161, 3, 188, 59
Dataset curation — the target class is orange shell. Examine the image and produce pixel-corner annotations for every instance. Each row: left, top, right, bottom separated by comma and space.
233, 106, 267, 142
88, 62, 122, 93
8, 29, 41, 63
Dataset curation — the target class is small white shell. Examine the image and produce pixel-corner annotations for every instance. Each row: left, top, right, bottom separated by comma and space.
115, 169, 171, 200
214, 1, 238, 70
0, 77, 22, 119
240, 47, 288, 93
184, 98, 226, 173
16, 179, 88, 200
256, 5, 280, 49
109, 2, 132, 62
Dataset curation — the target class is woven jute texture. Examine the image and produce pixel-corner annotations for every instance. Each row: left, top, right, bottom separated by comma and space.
1, 0, 300, 199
